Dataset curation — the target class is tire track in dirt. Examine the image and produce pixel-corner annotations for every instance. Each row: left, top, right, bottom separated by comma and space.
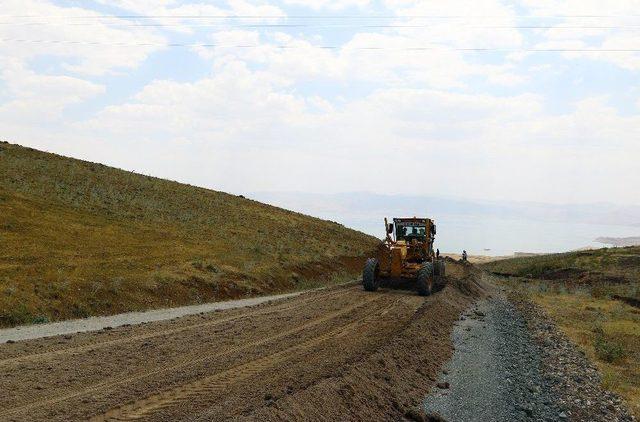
0, 290, 382, 420
94, 297, 404, 421
1, 261, 482, 422
190, 293, 417, 422
0, 286, 355, 367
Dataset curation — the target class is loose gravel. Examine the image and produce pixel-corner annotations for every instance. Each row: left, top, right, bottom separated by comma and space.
511, 292, 635, 422
424, 290, 564, 421
424, 272, 636, 422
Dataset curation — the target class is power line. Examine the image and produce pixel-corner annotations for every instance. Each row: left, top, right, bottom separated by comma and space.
2, 14, 640, 19
2, 22, 640, 30
1, 38, 638, 52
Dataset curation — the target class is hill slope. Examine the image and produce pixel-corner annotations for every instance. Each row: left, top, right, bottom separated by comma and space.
0, 141, 378, 327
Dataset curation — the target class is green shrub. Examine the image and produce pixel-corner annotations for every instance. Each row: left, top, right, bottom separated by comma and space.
0, 304, 32, 326
70, 303, 90, 319
32, 315, 50, 324
594, 328, 626, 363
591, 285, 614, 299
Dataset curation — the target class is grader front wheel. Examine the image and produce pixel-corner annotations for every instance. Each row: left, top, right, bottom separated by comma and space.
417, 262, 434, 296
434, 260, 446, 277
363, 258, 380, 292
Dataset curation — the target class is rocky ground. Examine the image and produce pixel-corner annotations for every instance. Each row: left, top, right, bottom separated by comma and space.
424, 273, 635, 422
511, 292, 635, 422
424, 289, 564, 421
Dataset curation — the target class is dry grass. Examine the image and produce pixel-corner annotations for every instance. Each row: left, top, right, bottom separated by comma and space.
488, 247, 640, 419
483, 246, 640, 284
533, 294, 640, 419
0, 141, 378, 327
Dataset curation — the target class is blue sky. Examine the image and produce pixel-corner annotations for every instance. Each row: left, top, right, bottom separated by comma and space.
1, 0, 639, 207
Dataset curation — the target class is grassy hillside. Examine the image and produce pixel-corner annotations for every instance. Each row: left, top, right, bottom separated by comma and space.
484, 247, 640, 284
0, 141, 378, 327
484, 247, 640, 418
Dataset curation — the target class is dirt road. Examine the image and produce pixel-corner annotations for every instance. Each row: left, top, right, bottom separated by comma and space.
0, 263, 481, 421
0, 291, 306, 343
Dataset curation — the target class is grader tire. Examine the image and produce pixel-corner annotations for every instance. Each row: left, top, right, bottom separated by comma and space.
417, 262, 434, 296
434, 260, 446, 277
363, 258, 380, 292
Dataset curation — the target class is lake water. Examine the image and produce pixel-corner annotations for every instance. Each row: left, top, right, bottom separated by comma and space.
336, 215, 639, 256
251, 193, 639, 257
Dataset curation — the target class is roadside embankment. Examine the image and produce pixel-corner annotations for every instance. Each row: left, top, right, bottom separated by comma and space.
0, 142, 378, 328
510, 291, 635, 422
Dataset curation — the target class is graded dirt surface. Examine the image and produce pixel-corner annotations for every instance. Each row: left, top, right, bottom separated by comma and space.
0, 261, 482, 421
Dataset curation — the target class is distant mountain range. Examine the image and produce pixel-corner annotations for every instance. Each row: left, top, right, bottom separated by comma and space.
596, 237, 640, 247
251, 192, 640, 229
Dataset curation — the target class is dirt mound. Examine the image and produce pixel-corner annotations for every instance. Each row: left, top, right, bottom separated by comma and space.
578, 271, 627, 285
614, 254, 640, 268
612, 295, 640, 309
241, 268, 485, 421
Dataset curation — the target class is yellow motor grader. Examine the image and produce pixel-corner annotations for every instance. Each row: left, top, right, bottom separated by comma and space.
363, 217, 445, 296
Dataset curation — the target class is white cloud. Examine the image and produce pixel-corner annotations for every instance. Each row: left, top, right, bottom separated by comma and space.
283, 0, 371, 10
1, 0, 639, 208
65, 56, 639, 204
93, 0, 286, 31
0, 60, 105, 123
522, 0, 640, 70
82, 60, 305, 142
389, 0, 523, 48
195, 29, 524, 88
0, 0, 165, 75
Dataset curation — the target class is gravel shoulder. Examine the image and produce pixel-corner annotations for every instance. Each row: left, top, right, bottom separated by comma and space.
424, 273, 636, 422
424, 282, 563, 421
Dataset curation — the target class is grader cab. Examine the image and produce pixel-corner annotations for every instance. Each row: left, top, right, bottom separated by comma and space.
363, 217, 445, 296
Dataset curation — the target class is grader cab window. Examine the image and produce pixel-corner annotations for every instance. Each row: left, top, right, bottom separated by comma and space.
396, 224, 426, 241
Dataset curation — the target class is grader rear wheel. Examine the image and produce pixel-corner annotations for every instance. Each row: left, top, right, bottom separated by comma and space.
363, 258, 380, 292
417, 262, 434, 296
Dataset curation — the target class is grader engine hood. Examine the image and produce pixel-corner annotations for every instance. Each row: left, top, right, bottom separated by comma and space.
390, 245, 406, 277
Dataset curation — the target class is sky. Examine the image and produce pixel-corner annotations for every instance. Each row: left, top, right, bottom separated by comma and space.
1, 0, 640, 207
